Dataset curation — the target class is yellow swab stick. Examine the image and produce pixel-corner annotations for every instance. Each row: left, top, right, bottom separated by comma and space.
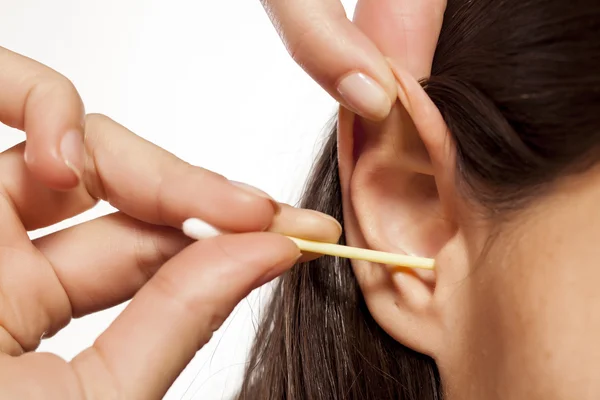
286, 237, 435, 270
182, 218, 435, 270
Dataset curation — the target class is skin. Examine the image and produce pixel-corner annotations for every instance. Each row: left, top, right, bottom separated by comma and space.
341, 1, 600, 399
0, 0, 401, 396
259, 0, 399, 120
0, 47, 342, 399
9, 0, 590, 398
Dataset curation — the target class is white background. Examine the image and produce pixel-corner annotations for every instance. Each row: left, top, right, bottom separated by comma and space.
0, 1, 356, 399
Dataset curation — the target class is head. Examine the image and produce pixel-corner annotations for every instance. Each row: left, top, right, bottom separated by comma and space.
239, 0, 600, 399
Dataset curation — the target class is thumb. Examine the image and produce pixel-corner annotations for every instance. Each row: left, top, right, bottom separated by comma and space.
70, 231, 300, 399
261, 0, 396, 121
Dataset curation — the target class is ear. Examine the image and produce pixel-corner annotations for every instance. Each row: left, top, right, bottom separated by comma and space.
338, 65, 469, 357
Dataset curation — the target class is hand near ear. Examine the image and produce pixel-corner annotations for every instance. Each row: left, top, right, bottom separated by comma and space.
337, 0, 468, 358
0, 47, 86, 191
0, 47, 342, 399
259, 0, 447, 121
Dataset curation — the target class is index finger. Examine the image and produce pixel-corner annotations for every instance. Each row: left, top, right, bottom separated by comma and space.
80, 114, 278, 232
261, 0, 397, 120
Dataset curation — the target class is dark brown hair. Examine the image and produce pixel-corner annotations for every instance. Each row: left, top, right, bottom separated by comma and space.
238, 0, 600, 398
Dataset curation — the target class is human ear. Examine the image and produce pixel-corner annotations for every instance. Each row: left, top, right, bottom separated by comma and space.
338, 65, 470, 357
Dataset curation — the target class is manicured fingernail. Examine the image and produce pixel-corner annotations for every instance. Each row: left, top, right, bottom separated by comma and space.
337, 72, 392, 121
255, 254, 302, 287
59, 129, 84, 179
310, 211, 342, 234
230, 181, 281, 214
182, 218, 222, 240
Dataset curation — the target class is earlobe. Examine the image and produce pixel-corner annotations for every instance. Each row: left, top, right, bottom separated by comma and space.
337, 67, 461, 356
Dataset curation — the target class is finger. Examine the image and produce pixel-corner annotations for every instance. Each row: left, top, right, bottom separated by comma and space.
34, 212, 190, 319
262, 0, 396, 120
268, 203, 341, 261
354, 0, 447, 78
0, 207, 184, 355
2, 201, 336, 353
269, 204, 341, 242
0, 46, 85, 190
0, 114, 279, 232
0, 142, 96, 230
81, 114, 278, 232
70, 232, 300, 399
225, 184, 343, 251
33, 204, 339, 318
0, 211, 186, 355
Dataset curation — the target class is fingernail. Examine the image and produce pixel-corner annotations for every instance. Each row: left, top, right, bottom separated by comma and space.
255, 254, 302, 287
385, 59, 412, 112
337, 72, 392, 121
230, 181, 281, 214
60, 129, 85, 179
182, 218, 222, 240
23, 144, 34, 165
310, 210, 342, 234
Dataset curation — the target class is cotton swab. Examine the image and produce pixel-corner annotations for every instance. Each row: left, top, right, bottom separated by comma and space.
285, 237, 435, 270
182, 218, 435, 270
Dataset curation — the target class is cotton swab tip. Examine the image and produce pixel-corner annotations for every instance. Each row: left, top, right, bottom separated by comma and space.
182, 218, 221, 240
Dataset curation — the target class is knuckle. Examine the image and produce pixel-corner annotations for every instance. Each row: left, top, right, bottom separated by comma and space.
57, 75, 79, 97
31, 72, 81, 105
0, 325, 23, 356
133, 225, 170, 281
284, 20, 342, 77
151, 266, 207, 317
151, 270, 227, 343
83, 113, 113, 143
212, 236, 247, 277
154, 168, 170, 226
280, 5, 346, 60
150, 237, 242, 339
70, 347, 122, 400
203, 238, 247, 329
0, 247, 72, 353
206, 306, 231, 333
285, 24, 318, 65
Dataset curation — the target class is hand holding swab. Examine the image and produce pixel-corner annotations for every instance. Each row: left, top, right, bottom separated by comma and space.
182, 218, 435, 270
